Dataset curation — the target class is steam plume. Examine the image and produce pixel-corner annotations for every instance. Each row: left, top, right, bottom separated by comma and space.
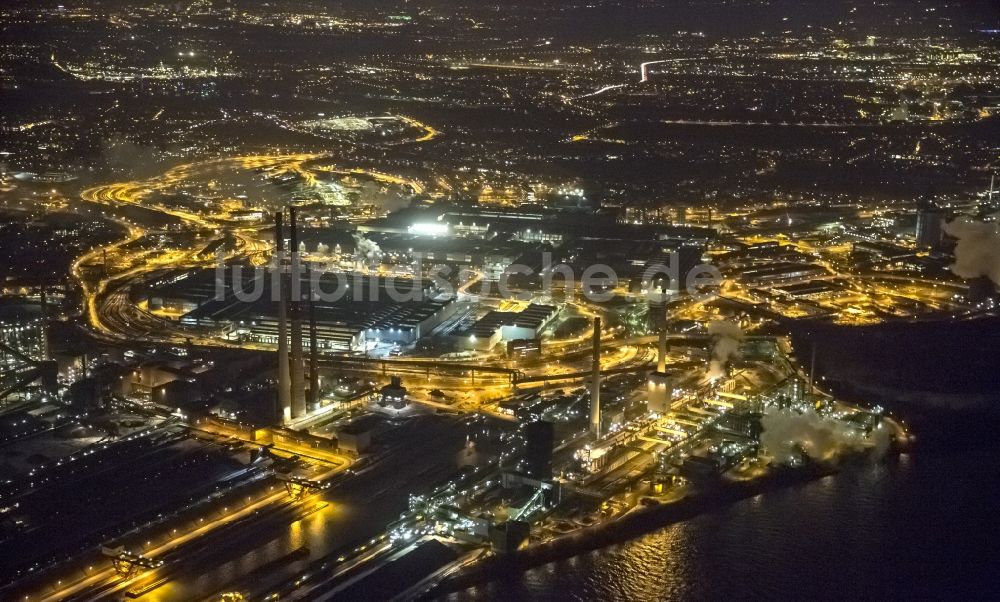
706, 319, 743, 380
942, 217, 1000, 285
352, 232, 383, 265
760, 408, 892, 464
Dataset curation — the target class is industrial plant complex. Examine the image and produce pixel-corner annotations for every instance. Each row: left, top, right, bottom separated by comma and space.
0, 0, 997, 600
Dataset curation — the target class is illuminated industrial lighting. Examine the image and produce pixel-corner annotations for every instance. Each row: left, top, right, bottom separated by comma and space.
408, 222, 449, 236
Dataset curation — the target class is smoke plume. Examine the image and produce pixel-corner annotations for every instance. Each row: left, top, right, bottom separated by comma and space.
760, 408, 891, 464
352, 232, 383, 264
942, 217, 1000, 285
706, 319, 743, 380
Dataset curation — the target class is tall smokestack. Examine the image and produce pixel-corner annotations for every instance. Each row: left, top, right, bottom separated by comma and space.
657, 284, 668, 372
590, 317, 601, 438
275, 211, 292, 422
657, 325, 667, 373
309, 292, 319, 409
808, 343, 817, 402
647, 290, 673, 414
39, 285, 49, 361
289, 206, 307, 418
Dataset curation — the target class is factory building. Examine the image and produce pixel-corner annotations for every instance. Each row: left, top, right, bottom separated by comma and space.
640, 243, 707, 294
298, 228, 538, 280
365, 204, 715, 251
378, 376, 408, 410
851, 241, 914, 260
522, 420, 554, 480
772, 280, 850, 301
143, 268, 461, 352
916, 204, 945, 250
0, 316, 47, 362
739, 262, 828, 286
453, 304, 558, 351
0, 301, 56, 401
336, 415, 379, 454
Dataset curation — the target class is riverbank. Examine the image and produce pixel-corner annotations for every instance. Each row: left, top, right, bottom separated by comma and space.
425, 451, 894, 599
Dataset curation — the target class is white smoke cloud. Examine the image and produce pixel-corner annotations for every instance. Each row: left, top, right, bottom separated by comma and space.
942, 217, 1000, 285
352, 232, 383, 264
707, 361, 725, 380
706, 319, 743, 380
761, 408, 876, 464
